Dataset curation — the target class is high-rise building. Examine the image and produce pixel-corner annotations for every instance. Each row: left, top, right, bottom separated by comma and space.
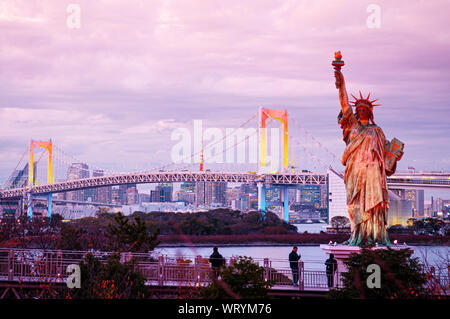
431, 197, 444, 215
238, 184, 258, 211
320, 185, 328, 208
126, 187, 139, 205
159, 183, 173, 202
66, 163, 89, 202
402, 190, 424, 217
92, 169, 112, 203
151, 183, 173, 202
195, 181, 227, 207
424, 200, 432, 217
211, 181, 227, 206
265, 186, 281, 205
111, 187, 120, 205
299, 185, 321, 208
195, 182, 208, 206
226, 187, 240, 207
181, 182, 196, 194
117, 184, 137, 205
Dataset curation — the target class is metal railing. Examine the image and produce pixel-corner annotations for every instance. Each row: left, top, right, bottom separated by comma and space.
0, 248, 447, 294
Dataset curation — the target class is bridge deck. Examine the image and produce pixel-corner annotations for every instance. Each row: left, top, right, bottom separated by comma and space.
2, 171, 449, 199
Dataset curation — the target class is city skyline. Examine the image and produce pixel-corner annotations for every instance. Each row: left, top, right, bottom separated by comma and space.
37, 162, 446, 222
1, 1, 449, 202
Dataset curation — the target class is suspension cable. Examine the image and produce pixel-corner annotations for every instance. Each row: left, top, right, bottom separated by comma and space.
2, 146, 29, 189
142, 112, 259, 173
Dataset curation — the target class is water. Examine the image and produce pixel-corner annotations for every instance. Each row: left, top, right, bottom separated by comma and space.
154, 245, 449, 273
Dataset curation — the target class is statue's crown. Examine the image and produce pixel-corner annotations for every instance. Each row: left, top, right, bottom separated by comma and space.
350, 91, 381, 109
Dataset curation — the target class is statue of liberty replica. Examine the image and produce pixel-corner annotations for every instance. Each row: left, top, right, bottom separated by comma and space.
332, 51, 404, 246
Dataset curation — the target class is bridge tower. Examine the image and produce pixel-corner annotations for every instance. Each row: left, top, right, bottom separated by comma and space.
258, 107, 290, 222
259, 107, 288, 171
27, 139, 53, 219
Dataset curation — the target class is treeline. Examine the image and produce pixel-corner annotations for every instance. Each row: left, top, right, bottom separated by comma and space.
0, 209, 297, 250
1, 210, 448, 251
389, 218, 450, 236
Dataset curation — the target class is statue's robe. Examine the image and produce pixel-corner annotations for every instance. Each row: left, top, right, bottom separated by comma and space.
338, 108, 391, 246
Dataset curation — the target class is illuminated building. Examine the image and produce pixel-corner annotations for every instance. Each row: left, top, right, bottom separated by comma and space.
66, 163, 89, 202
92, 169, 112, 203
299, 185, 321, 208
151, 183, 173, 202
400, 190, 424, 217
195, 181, 227, 207
388, 200, 413, 226
181, 182, 196, 194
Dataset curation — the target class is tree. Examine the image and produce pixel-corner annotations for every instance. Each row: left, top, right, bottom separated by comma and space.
68, 253, 147, 299
328, 248, 427, 299
106, 212, 160, 252
49, 213, 63, 228
57, 224, 86, 250
331, 216, 350, 233
27, 217, 55, 250
65, 209, 297, 238
201, 256, 273, 299
412, 218, 445, 235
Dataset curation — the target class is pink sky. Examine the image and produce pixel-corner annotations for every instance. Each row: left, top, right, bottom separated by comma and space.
1, 1, 449, 196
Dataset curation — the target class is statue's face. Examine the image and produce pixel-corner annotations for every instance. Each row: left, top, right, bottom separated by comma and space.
355, 106, 372, 121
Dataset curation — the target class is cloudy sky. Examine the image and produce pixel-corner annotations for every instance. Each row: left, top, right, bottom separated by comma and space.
1, 0, 449, 197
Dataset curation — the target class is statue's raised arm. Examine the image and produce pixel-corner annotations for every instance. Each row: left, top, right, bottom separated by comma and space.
332, 51, 351, 115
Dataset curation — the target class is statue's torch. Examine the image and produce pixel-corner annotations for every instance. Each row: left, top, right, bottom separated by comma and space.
332, 51, 344, 88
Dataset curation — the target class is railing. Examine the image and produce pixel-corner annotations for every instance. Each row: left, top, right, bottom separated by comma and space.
261, 259, 343, 289
0, 248, 446, 295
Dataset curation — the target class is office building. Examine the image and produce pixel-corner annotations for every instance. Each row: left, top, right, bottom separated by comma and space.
66, 163, 89, 202
126, 187, 139, 205
151, 183, 173, 202
195, 181, 227, 207
92, 169, 112, 204
299, 184, 321, 208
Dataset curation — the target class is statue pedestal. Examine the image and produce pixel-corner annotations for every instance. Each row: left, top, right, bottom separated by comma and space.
320, 244, 416, 273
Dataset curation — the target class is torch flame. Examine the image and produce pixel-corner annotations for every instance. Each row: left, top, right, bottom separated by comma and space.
334, 51, 342, 60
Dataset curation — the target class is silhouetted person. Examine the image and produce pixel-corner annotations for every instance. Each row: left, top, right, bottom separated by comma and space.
289, 246, 301, 286
325, 253, 338, 288
209, 246, 225, 278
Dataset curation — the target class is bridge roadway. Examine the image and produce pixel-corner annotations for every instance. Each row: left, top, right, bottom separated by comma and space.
0, 170, 449, 199
52, 199, 121, 207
